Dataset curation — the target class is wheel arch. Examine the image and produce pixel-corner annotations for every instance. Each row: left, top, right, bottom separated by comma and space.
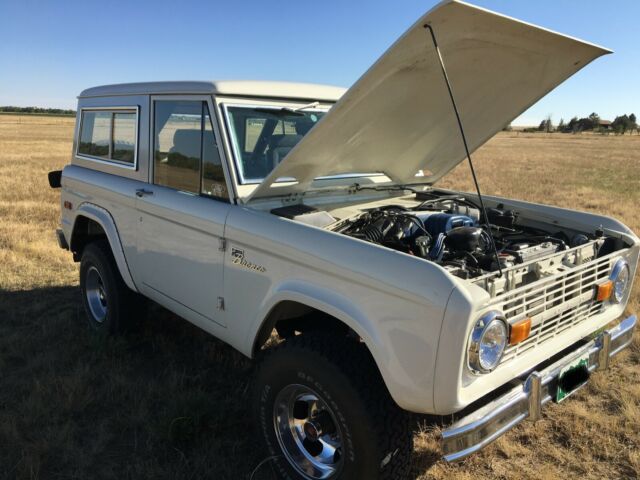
252, 300, 354, 352
251, 284, 382, 354
70, 203, 137, 292
248, 281, 396, 395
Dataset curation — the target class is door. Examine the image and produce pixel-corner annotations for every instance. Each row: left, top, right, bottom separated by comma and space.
135, 97, 232, 327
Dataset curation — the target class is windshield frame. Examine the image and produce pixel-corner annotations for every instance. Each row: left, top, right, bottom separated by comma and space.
221, 101, 330, 185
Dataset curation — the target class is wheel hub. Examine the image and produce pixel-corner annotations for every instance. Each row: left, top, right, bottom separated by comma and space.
85, 266, 108, 323
303, 420, 321, 441
273, 385, 344, 479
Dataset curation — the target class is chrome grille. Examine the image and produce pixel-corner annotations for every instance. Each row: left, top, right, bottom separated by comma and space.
497, 256, 612, 365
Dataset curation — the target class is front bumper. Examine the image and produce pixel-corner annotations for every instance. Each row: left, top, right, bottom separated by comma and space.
441, 314, 637, 462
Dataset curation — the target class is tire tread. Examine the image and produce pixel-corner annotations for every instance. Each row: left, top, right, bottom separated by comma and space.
80, 239, 144, 334
255, 333, 412, 479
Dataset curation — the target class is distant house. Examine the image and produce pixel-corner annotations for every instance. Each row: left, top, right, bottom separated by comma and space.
598, 119, 612, 130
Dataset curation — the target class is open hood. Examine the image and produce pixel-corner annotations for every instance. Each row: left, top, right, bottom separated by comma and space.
246, 0, 610, 202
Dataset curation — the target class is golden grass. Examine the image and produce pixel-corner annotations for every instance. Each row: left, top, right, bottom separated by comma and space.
0, 114, 77, 291
1, 114, 639, 479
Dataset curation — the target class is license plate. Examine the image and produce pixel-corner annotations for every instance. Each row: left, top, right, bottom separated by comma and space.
555, 352, 590, 403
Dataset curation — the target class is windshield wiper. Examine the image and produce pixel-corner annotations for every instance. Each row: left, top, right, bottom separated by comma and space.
293, 101, 320, 112
352, 182, 432, 194
254, 107, 304, 117
254, 101, 322, 118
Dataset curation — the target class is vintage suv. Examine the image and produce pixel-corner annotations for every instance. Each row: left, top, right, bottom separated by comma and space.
50, 2, 637, 479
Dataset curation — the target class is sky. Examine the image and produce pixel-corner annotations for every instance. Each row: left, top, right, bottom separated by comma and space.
1, 0, 638, 126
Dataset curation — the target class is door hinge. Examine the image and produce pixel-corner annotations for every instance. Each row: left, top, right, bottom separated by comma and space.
218, 238, 227, 252
217, 297, 225, 311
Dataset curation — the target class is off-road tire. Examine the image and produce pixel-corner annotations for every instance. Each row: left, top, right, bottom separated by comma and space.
79, 239, 143, 334
252, 333, 413, 480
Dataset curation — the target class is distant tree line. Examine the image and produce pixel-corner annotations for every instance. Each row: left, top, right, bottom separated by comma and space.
609, 114, 638, 134
0, 106, 76, 116
528, 112, 638, 135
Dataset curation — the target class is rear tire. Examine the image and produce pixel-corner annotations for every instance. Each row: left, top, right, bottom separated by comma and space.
79, 239, 143, 334
252, 334, 413, 480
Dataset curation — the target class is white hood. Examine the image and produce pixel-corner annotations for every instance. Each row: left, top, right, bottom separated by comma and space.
247, 0, 610, 201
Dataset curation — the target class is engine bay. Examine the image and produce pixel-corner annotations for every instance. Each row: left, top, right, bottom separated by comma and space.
329, 192, 622, 281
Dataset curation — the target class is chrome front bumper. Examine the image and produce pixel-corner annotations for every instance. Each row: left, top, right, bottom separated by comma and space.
441, 314, 637, 462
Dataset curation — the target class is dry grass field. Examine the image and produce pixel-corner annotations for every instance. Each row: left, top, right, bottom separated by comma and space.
1, 113, 639, 479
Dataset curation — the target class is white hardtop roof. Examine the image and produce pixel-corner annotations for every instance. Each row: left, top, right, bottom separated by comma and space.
79, 80, 346, 102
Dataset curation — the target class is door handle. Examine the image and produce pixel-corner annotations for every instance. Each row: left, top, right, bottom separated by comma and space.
135, 188, 154, 198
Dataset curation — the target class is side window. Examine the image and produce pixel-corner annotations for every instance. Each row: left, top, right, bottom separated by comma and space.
78, 111, 111, 159
78, 109, 137, 165
112, 112, 136, 163
153, 100, 228, 200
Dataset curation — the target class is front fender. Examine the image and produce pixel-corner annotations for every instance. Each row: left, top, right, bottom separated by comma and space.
247, 278, 450, 414
71, 203, 138, 292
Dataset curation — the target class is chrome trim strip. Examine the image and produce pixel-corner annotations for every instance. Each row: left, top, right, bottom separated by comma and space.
441, 314, 637, 462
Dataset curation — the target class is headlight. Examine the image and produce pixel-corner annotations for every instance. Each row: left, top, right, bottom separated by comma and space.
610, 258, 630, 303
468, 311, 508, 374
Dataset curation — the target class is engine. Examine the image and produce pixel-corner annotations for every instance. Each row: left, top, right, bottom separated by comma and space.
332, 196, 600, 279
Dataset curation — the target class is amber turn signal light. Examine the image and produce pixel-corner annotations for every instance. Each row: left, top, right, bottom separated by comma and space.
596, 280, 613, 302
509, 318, 532, 345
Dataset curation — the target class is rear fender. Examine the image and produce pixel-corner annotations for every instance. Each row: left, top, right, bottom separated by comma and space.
71, 203, 137, 292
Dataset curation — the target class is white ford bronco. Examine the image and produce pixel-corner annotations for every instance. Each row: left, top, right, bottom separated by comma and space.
49, 2, 637, 478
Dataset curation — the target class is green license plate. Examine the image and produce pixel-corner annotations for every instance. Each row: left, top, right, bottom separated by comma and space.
555, 352, 590, 403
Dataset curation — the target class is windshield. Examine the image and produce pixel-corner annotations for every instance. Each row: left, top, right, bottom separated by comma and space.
225, 105, 327, 184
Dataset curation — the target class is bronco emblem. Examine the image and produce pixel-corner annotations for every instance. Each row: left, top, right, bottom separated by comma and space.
231, 247, 266, 273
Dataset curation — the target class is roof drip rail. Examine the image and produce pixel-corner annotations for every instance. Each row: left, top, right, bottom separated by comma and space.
423, 23, 503, 277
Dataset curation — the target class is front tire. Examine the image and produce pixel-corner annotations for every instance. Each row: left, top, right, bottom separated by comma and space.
79, 240, 142, 334
253, 334, 412, 480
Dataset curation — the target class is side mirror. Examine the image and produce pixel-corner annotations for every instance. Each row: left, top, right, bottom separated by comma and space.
48, 170, 62, 188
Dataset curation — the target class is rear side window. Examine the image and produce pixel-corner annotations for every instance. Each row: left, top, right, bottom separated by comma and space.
112, 112, 136, 162
77, 109, 138, 166
153, 100, 228, 200
78, 111, 110, 158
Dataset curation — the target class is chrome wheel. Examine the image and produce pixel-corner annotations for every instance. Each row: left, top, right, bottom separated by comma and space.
273, 384, 344, 479
85, 266, 108, 323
